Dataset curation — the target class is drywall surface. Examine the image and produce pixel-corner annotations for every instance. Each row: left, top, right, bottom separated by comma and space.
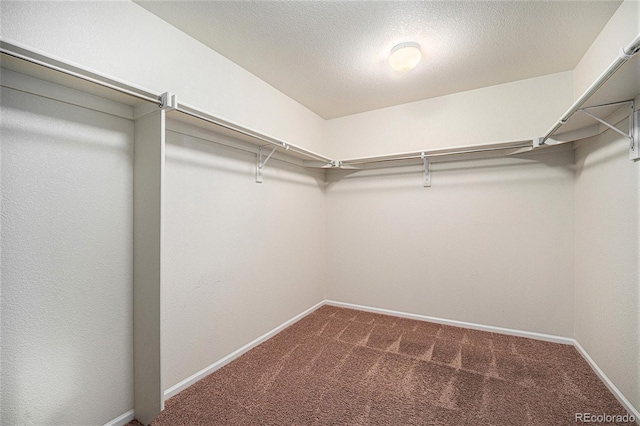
573, 0, 639, 98
325, 72, 573, 159
162, 128, 326, 390
574, 123, 640, 412
0, 88, 134, 424
326, 150, 575, 337
0, 0, 326, 154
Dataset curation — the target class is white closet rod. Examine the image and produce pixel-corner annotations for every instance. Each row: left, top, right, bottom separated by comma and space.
175, 102, 333, 164
340, 140, 533, 165
0, 40, 161, 105
540, 32, 640, 145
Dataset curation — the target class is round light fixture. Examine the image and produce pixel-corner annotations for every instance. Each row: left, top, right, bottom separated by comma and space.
388, 42, 422, 72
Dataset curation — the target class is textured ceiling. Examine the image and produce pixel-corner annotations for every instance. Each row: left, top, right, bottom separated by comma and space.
134, 1, 622, 119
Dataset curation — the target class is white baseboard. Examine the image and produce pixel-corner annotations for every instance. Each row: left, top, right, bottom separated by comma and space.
163, 300, 325, 399
103, 409, 135, 426
573, 341, 640, 424
325, 300, 574, 345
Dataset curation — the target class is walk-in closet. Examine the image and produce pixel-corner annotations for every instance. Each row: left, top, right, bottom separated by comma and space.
1, 1, 639, 425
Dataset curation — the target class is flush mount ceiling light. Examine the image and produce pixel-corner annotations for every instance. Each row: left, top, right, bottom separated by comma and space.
388, 42, 422, 72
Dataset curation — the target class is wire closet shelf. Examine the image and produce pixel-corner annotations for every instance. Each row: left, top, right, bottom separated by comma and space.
1, 32, 639, 173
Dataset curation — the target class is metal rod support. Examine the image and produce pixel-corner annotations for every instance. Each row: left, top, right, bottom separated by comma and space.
261, 146, 278, 168
256, 146, 278, 183
580, 109, 632, 140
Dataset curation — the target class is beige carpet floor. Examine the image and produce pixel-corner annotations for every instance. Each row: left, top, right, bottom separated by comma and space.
129, 305, 632, 425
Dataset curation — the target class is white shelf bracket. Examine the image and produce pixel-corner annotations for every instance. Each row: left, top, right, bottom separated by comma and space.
578, 101, 638, 161
256, 145, 284, 183
421, 152, 431, 187
159, 92, 177, 111
580, 109, 630, 140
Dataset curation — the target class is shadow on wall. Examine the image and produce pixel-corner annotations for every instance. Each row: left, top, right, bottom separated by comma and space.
165, 130, 326, 188
1, 88, 133, 154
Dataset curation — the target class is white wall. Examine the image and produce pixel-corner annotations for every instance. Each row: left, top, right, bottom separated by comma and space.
325, 71, 573, 159
326, 150, 575, 337
574, 119, 640, 412
1, 87, 134, 424
162, 127, 326, 391
570, 0, 640, 412
0, 0, 326, 154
